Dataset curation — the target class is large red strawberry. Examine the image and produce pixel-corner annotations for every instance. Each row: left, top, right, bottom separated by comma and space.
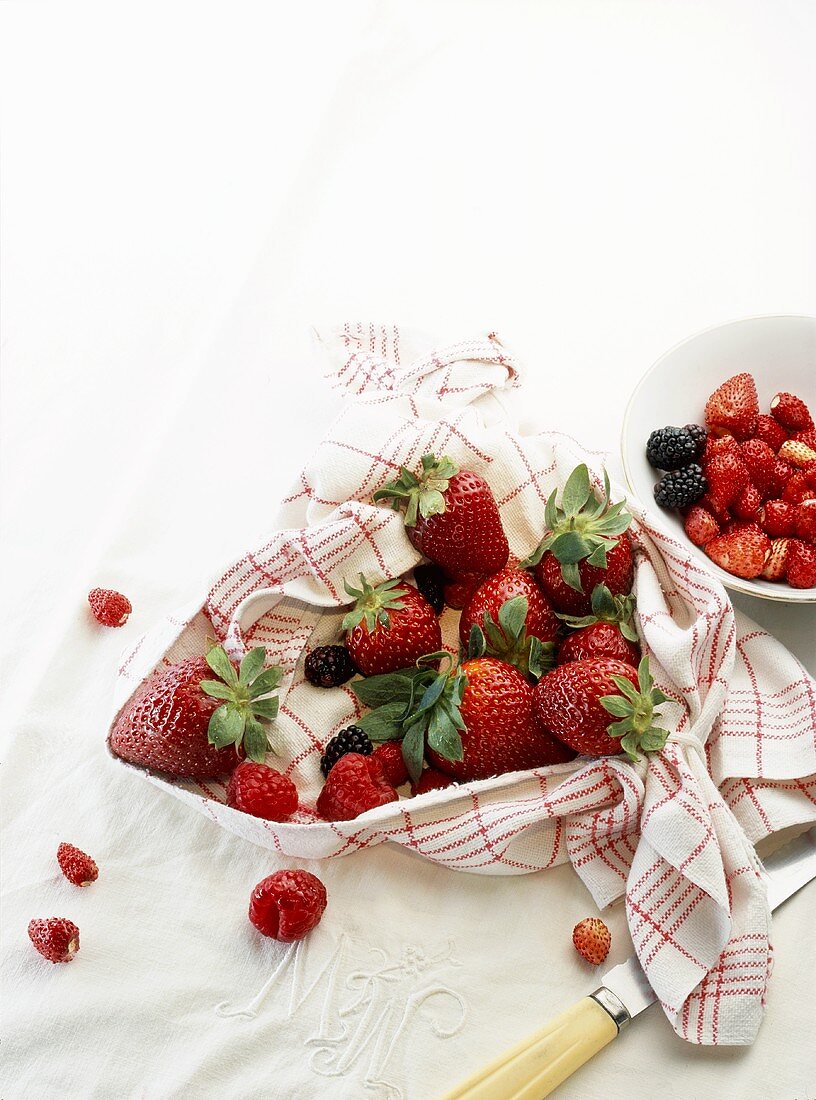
373, 454, 509, 582
556, 584, 640, 666
534, 656, 669, 760
524, 466, 634, 616
351, 655, 573, 783
343, 575, 441, 676
704, 523, 770, 579
704, 372, 759, 440
109, 646, 282, 778
459, 569, 558, 677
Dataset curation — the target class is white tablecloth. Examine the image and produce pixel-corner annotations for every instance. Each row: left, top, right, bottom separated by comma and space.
2, 2, 815, 1098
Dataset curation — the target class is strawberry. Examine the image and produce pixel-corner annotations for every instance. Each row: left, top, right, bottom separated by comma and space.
761, 539, 791, 581
770, 392, 814, 432
352, 655, 574, 784
731, 482, 762, 521
739, 440, 781, 499
787, 540, 816, 588
702, 434, 741, 464
753, 413, 788, 453
684, 505, 720, 547
778, 440, 816, 469
374, 454, 508, 582
524, 466, 634, 616
534, 656, 668, 759
792, 429, 816, 450
704, 523, 770, 579
342, 576, 441, 676
556, 584, 640, 666
698, 493, 731, 527
704, 373, 759, 439
460, 576, 558, 678
109, 645, 281, 778
57, 843, 98, 887
88, 588, 132, 628
442, 574, 483, 610
316, 753, 398, 820
28, 918, 80, 963
760, 500, 797, 538
573, 917, 611, 965
783, 470, 816, 505
805, 462, 816, 489
795, 500, 816, 543
704, 451, 749, 508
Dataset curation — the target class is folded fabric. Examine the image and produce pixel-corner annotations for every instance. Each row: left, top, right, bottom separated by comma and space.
109, 321, 816, 1047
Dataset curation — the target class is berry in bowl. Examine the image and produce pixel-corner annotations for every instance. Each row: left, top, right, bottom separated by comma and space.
621, 315, 816, 602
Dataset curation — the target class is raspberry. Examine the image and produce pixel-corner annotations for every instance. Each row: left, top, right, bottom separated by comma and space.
248, 870, 327, 942
226, 762, 298, 821
57, 843, 98, 887
413, 563, 446, 615
683, 506, 720, 547
304, 645, 356, 688
753, 413, 788, 453
572, 917, 611, 965
316, 753, 398, 821
787, 541, 816, 588
28, 918, 80, 963
320, 726, 372, 777
372, 742, 409, 787
770, 392, 814, 432
88, 588, 132, 628
761, 500, 797, 538
411, 768, 454, 796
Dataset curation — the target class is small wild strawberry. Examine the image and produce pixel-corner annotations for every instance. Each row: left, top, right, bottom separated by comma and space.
573, 917, 611, 965
57, 843, 98, 887
704, 373, 759, 439
88, 588, 132, 628
28, 918, 80, 963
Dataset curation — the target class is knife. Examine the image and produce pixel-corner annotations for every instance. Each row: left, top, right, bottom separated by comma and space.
442, 826, 816, 1100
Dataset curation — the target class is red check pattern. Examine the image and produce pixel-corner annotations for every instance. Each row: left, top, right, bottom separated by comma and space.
108, 323, 816, 1046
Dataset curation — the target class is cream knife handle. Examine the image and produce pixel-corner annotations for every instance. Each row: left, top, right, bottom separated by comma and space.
441, 992, 626, 1100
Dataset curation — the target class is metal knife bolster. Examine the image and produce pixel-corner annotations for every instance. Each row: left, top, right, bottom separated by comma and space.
589, 987, 632, 1031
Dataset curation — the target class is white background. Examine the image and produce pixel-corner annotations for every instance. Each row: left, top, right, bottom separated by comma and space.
2, 2, 815, 1098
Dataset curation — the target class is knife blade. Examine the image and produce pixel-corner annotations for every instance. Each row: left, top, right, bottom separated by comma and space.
443, 825, 816, 1100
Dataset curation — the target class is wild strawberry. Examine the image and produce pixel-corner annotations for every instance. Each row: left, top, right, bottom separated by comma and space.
731, 482, 762, 520
57, 843, 98, 887
28, 918, 80, 963
372, 742, 410, 787
805, 462, 816, 490
88, 588, 131, 628
248, 870, 327, 942
698, 493, 731, 527
778, 440, 816, 469
556, 584, 640, 666
525, 466, 633, 616
342, 576, 441, 676
753, 413, 788, 453
534, 656, 668, 760
443, 574, 483, 610
770, 392, 814, 432
787, 541, 816, 588
739, 440, 782, 499
704, 373, 759, 439
792, 429, 816, 450
411, 768, 454, 796
783, 471, 816, 505
226, 762, 298, 821
702, 434, 741, 463
795, 500, 816, 543
761, 500, 797, 537
316, 753, 398, 820
703, 451, 749, 508
572, 917, 611, 965
761, 539, 791, 581
374, 454, 509, 582
460, 574, 558, 678
684, 505, 720, 547
705, 523, 771, 579
109, 646, 281, 778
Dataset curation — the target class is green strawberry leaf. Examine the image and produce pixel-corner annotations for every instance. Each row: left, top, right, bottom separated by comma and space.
199, 679, 235, 701
402, 719, 426, 784
560, 561, 583, 593
208, 703, 245, 749
561, 464, 592, 515
497, 595, 527, 642
243, 716, 269, 763
427, 708, 464, 762
356, 701, 408, 742
249, 666, 282, 699
251, 696, 279, 721
621, 622, 639, 642
551, 532, 593, 565
239, 647, 267, 686
206, 646, 239, 687
600, 694, 634, 718
468, 624, 487, 659
351, 669, 428, 708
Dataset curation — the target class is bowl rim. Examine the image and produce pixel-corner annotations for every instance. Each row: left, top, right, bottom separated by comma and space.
620, 313, 816, 604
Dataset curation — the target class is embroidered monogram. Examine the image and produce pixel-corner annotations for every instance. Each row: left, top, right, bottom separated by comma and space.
216, 936, 466, 1098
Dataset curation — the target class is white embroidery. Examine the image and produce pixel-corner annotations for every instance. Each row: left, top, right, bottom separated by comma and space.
216, 937, 466, 1098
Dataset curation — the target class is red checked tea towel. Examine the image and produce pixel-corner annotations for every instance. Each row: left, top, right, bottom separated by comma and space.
109, 322, 816, 1047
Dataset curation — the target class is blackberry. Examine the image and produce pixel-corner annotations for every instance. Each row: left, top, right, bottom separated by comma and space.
654, 464, 707, 509
320, 726, 373, 777
683, 423, 708, 459
305, 645, 356, 688
413, 563, 446, 615
646, 426, 698, 470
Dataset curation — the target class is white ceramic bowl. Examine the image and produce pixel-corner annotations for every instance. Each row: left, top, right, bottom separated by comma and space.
622, 315, 816, 603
